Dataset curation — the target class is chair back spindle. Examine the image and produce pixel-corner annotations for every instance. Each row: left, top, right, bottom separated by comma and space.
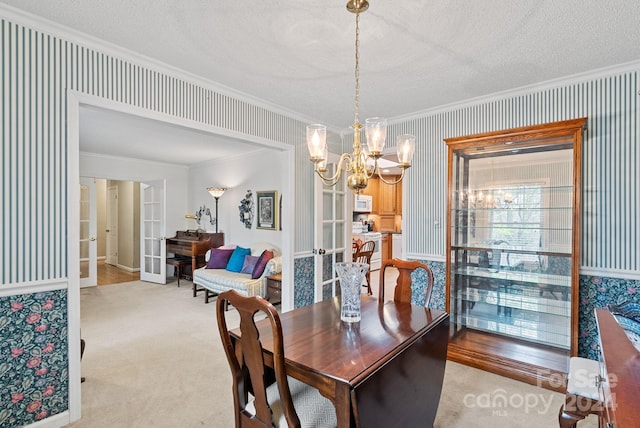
353, 240, 376, 295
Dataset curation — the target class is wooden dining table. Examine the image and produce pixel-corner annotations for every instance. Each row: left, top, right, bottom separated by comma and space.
231, 295, 450, 428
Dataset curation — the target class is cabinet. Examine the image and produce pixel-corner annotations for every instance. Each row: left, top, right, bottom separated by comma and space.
379, 181, 397, 215
266, 273, 282, 305
381, 233, 391, 262
363, 177, 402, 218
445, 118, 586, 389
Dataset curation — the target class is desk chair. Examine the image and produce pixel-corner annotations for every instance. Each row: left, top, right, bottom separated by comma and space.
216, 290, 336, 428
379, 258, 434, 307
353, 240, 375, 295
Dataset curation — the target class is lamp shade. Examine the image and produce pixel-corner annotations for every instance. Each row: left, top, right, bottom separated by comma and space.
396, 134, 416, 166
365, 117, 387, 155
307, 124, 327, 162
207, 187, 226, 198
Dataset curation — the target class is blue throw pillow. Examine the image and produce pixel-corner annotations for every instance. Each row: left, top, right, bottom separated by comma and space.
226, 246, 251, 272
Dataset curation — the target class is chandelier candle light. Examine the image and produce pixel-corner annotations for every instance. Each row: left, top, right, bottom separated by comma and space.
306, 0, 416, 192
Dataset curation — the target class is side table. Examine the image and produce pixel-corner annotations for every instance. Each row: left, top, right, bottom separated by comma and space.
266, 273, 282, 305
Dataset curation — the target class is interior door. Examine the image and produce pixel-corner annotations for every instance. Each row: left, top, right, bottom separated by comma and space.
140, 180, 166, 284
106, 186, 118, 266
79, 177, 97, 287
313, 154, 349, 301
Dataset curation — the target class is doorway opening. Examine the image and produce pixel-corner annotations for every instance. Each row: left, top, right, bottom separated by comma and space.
80, 178, 142, 286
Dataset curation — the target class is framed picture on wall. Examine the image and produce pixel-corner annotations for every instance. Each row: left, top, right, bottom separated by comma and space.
257, 190, 278, 230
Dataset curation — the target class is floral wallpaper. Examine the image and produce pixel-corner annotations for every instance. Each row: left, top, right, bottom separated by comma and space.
416, 260, 447, 311
294, 257, 314, 308
0, 290, 68, 427
578, 275, 640, 360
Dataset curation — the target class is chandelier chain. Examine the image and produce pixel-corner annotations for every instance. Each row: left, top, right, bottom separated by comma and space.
354, 11, 360, 126
305, 1, 415, 192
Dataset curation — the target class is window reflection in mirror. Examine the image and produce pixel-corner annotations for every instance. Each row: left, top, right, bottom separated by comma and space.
461, 148, 573, 273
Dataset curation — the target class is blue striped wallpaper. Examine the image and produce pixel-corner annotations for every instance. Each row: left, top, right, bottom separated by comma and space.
1, 16, 309, 285
395, 71, 639, 274
5, 13, 635, 280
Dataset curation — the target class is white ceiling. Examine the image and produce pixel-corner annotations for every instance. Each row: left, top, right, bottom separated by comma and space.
79, 105, 264, 166
4, 0, 640, 165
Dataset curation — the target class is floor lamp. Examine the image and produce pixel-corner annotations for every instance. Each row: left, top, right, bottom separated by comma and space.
207, 187, 226, 233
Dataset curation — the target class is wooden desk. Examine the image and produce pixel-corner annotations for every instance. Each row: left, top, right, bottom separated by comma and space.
232, 296, 449, 427
595, 309, 640, 427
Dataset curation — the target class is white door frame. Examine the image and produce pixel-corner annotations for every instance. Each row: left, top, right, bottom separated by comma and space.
67, 91, 295, 423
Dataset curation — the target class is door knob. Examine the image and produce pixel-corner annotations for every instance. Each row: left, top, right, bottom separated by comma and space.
89, 237, 96, 241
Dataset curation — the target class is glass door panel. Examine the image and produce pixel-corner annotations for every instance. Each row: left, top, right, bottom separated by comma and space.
314, 155, 348, 301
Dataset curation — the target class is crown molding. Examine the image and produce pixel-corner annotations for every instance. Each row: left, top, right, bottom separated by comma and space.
0, 3, 319, 126
390, 59, 640, 125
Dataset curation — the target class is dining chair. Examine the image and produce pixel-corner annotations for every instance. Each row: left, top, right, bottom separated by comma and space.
353, 240, 375, 295
379, 258, 434, 307
216, 290, 336, 428
351, 241, 360, 261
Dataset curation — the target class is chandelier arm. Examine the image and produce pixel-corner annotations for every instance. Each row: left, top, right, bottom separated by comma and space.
306, 1, 412, 193
363, 155, 377, 179
314, 153, 353, 186
377, 168, 406, 186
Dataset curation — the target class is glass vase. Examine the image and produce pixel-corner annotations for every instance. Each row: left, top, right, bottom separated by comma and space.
335, 262, 369, 323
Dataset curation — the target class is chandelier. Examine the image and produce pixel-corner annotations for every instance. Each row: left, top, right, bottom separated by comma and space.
306, 0, 416, 192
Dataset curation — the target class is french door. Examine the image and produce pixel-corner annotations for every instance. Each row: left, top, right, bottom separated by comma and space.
79, 177, 97, 287
313, 154, 349, 301
140, 180, 166, 284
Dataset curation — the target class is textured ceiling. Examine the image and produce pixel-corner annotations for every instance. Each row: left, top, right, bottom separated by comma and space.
3, 0, 640, 165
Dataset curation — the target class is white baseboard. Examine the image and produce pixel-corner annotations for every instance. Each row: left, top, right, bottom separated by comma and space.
116, 263, 140, 273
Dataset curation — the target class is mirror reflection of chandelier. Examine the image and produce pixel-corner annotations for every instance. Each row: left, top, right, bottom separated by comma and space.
306, 0, 416, 192
462, 189, 515, 209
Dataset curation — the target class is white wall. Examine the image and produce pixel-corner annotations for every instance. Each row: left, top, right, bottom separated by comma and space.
189, 149, 286, 250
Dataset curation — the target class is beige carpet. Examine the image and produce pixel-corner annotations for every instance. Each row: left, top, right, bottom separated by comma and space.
66, 280, 598, 428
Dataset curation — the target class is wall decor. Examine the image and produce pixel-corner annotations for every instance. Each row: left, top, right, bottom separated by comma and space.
257, 190, 278, 230
238, 190, 253, 229
279, 194, 283, 230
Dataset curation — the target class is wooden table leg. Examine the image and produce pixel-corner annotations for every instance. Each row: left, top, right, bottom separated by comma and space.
333, 383, 353, 428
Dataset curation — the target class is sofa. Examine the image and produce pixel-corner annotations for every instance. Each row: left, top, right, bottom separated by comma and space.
192, 242, 282, 305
